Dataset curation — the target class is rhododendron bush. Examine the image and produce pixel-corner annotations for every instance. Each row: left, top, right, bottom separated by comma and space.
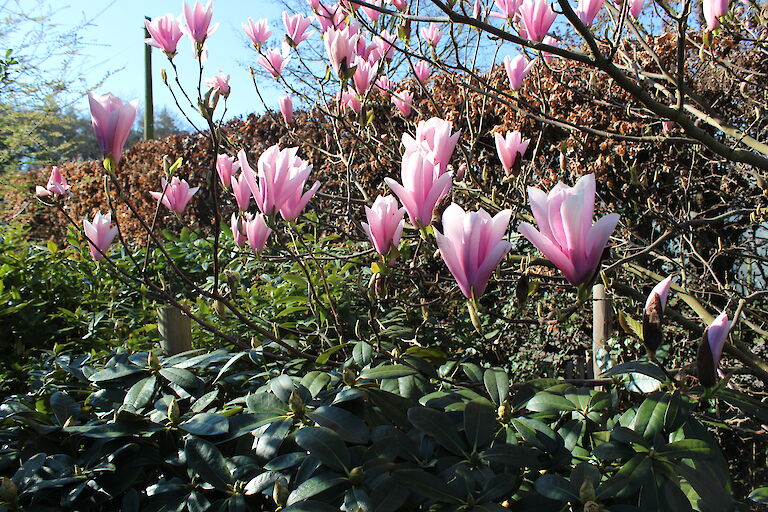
3, 0, 768, 509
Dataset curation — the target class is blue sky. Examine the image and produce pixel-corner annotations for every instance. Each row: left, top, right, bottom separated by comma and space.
24, 0, 291, 125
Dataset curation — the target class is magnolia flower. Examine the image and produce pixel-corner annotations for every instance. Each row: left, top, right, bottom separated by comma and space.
145, 14, 184, 57
243, 18, 272, 48
384, 150, 452, 228
231, 213, 248, 247
390, 0, 408, 11
402, 117, 461, 177
392, 90, 413, 117
324, 25, 359, 77
374, 31, 397, 61
361, 0, 383, 21
245, 213, 272, 254
339, 88, 362, 114
435, 203, 513, 299
231, 172, 252, 211
575, 0, 605, 26
362, 195, 406, 256
149, 176, 199, 214
315, 2, 347, 32
238, 146, 321, 221
376, 76, 395, 93
495, 130, 530, 175
413, 61, 432, 83
504, 54, 536, 90
279, 94, 294, 123
83, 212, 118, 261
257, 47, 291, 78
490, 0, 522, 20
216, 154, 240, 188
36, 166, 72, 199
517, 0, 557, 41
283, 11, 313, 47
352, 56, 376, 95
518, 173, 620, 286
181, 0, 218, 44
541, 35, 559, 63
421, 23, 442, 47
629, 0, 644, 18
88, 93, 139, 165
703, 0, 729, 30
642, 275, 673, 356
205, 72, 230, 96
697, 311, 731, 386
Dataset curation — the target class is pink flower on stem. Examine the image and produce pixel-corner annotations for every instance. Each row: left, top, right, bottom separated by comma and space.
243, 18, 271, 49
361, 0, 383, 21
258, 47, 291, 78
181, 0, 218, 44
279, 94, 294, 123
83, 212, 118, 261
145, 14, 184, 57
351, 56, 376, 96
36, 166, 72, 199
216, 154, 240, 188
402, 117, 461, 176
517, 0, 557, 41
490, 0, 522, 20
494, 130, 530, 175
283, 11, 313, 47
698, 311, 731, 386
629, 0, 644, 18
88, 93, 138, 167
238, 146, 321, 221
376, 76, 395, 93
642, 275, 673, 355
575, 0, 605, 26
324, 26, 359, 78
205, 72, 230, 96
518, 173, 620, 286
362, 195, 406, 256
384, 150, 452, 228
541, 35, 559, 63
504, 54, 536, 90
373, 31, 397, 61
390, 0, 408, 11
421, 23, 442, 47
231, 172, 252, 211
316, 3, 346, 32
703, 0, 729, 30
245, 213, 273, 254
339, 88, 363, 114
149, 176, 199, 214
413, 61, 432, 83
644, 276, 673, 312
435, 203, 513, 299
231, 213, 247, 247
392, 90, 413, 117
662, 120, 675, 134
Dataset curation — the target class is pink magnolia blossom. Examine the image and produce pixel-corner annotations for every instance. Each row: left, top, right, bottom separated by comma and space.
518, 173, 620, 286
181, 1, 218, 43
490, 0, 521, 19
703, 0, 729, 30
575, 0, 605, 26
238, 146, 321, 221
279, 94, 294, 123
36, 166, 72, 199
316, 3, 346, 32
83, 212, 118, 261
324, 26, 359, 77
402, 117, 461, 176
645, 276, 673, 312
362, 195, 406, 256
352, 56, 376, 95
283, 12, 313, 46
629, 0, 644, 18
541, 35, 559, 63
245, 213, 273, 254
243, 18, 271, 48
376, 76, 395, 93
662, 120, 675, 134
413, 61, 432, 83
517, 0, 557, 41
216, 154, 240, 188
421, 23, 442, 47
392, 90, 413, 117
390, 0, 408, 11
149, 176, 200, 214
231, 213, 247, 247
384, 150, 452, 228
504, 54, 536, 90
373, 31, 397, 61
145, 14, 184, 57
88, 93, 139, 165
231, 172, 252, 211
697, 311, 731, 386
257, 47, 291, 78
339, 88, 362, 114
204, 72, 230, 96
435, 203, 513, 299
494, 130, 530, 175
307, 0, 321, 10
361, 0, 383, 21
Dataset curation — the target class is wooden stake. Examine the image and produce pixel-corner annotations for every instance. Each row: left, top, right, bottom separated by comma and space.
157, 305, 191, 355
592, 284, 612, 379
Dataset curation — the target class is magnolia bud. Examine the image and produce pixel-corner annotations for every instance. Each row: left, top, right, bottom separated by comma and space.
348, 466, 364, 485
167, 397, 180, 424
273, 480, 289, 508
642, 293, 664, 357
516, 274, 530, 308
696, 332, 718, 388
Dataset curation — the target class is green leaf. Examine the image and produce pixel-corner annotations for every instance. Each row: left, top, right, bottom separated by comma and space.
657, 439, 713, 460
284, 500, 342, 512
408, 407, 467, 456
286, 474, 347, 506
122, 376, 156, 411
316, 343, 352, 365
534, 474, 579, 502
159, 367, 203, 390
184, 437, 233, 491
295, 426, 351, 472
180, 413, 229, 436
632, 392, 668, 440
482, 444, 543, 468
463, 400, 497, 450
483, 368, 509, 405
596, 454, 651, 499
301, 371, 331, 397
602, 360, 667, 382
307, 406, 369, 444
353, 342, 373, 366
360, 364, 418, 380
393, 469, 462, 502
749, 487, 768, 504
50, 391, 80, 425
526, 392, 578, 413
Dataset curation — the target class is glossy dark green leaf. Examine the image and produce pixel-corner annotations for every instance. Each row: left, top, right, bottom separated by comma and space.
295, 426, 351, 471
286, 474, 347, 506
184, 437, 233, 491
464, 400, 497, 450
255, 418, 293, 460
122, 376, 156, 411
284, 501, 341, 512
307, 405, 369, 444
50, 391, 80, 425
749, 487, 768, 504
393, 469, 462, 502
527, 392, 578, 414
596, 454, 651, 499
408, 407, 467, 456
534, 474, 579, 502
270, 374, 295, 403
632, 393, 668, 440
353, 342, 373, 366
602, 360, 667, 382
301, 371, 332, 397
657, 440, 713, 460
244, 472, 280, 495
159, 367, 202, 390
483, 368, 509, 405
179, 413, 229, 436
360, 365, 418, 380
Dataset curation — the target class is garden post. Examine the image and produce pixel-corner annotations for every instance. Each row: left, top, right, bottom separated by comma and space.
592, 283, 612, 378
157, 305, 191, 355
